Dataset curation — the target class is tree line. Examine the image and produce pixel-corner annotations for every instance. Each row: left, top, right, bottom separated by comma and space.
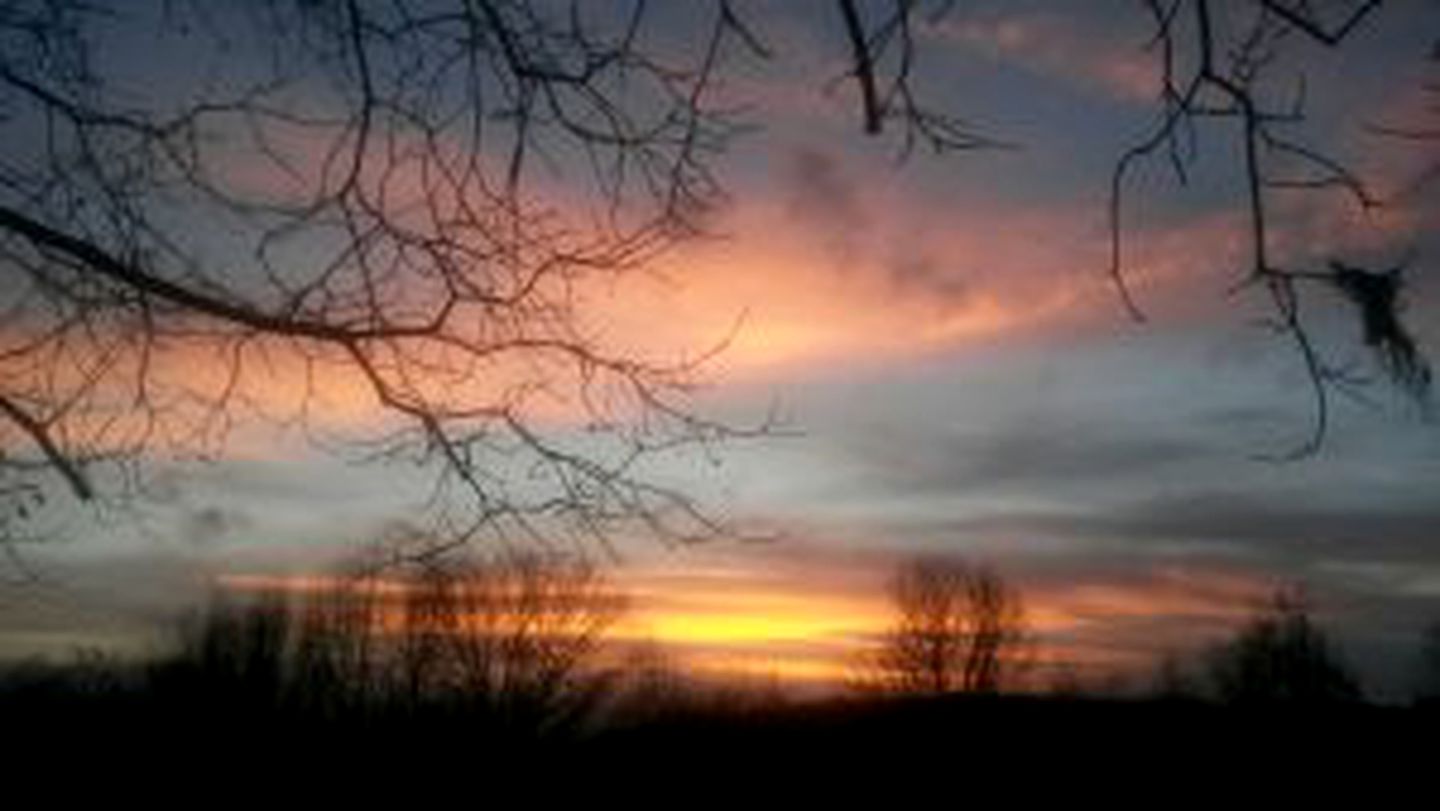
6, 552, 1440, 729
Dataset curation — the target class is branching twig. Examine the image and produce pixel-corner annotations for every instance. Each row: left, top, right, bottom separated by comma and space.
1111, 0, 1428, 456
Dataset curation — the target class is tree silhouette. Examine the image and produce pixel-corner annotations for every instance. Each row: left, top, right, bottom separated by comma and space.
0, 2, 1432, 555
382, 550, 625, 732
149, 548, 625, 737
857, 556, 1029, 696
1206, 586, 1362, 705
1108, 0, 1430, 457
151, 589, 297, 715
0, 0, 770, 554
832, 1, 1432, 455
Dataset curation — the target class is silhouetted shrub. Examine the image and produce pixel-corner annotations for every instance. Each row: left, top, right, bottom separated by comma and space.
1207, 588, 1362, 705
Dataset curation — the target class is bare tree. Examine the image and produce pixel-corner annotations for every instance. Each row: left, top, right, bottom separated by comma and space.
154, 547, 625, 735
153, 589, 297, 711
856, 556, 1029, 696
0, 0, 770, 554
381, 549, 625, 732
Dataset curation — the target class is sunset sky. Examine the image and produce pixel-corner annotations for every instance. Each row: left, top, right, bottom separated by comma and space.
3, 1, 1439, 698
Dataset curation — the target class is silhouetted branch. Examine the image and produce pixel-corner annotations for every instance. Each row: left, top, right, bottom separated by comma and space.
832, 0, 1007, 155
1257, 0, 1383, 47
0, 0, 774, 555
1112, 0, 1430, 456
0, 393, 92, 500
837, 0, 883, 135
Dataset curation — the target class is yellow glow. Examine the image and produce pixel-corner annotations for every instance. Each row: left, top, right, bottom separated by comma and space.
216, 559, 1266, 691
678, 648, 856, 684
630, 609, 869, 646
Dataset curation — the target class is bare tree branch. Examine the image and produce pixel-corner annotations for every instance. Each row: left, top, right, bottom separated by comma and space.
837, 0, 884, 135
1257, 0, 1384, 47
1111, 0, 1430, 457
0, 393, 92, 500
831, 0, 1008, 155
0, 0, 774, 555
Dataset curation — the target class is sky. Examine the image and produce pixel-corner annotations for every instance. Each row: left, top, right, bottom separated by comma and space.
2, 0, 1439, 698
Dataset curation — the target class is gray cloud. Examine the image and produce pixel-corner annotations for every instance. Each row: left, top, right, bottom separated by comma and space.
836, 413, 1221, 502
885, 249, 972, 302
178, 506, 253, 547
780, 146, 974, 303
784, 147, 868, 262
949, 492, 1440, 567
0, 553, 213, 661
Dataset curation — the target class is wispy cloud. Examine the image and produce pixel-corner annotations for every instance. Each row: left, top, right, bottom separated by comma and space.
925, 8, 1161, 103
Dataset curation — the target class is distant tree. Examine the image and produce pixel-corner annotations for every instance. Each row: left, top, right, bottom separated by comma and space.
154, 590, 296, 709
149, 548, 625, 737
857, 556, 1029, 695
1207, 587, 1362, 705
381, 550, 626, 733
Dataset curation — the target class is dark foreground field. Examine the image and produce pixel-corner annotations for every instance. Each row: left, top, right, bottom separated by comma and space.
4, 660, 1431, 777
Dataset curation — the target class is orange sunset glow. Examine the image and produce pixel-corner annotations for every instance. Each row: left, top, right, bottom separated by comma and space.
210, 550, 1275, 692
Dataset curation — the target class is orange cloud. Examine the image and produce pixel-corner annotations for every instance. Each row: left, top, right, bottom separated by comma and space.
580, 187, 1277, 389
587, 204, 1087, 377
1, 174, 1393, 470
10, 71, 1415, 470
